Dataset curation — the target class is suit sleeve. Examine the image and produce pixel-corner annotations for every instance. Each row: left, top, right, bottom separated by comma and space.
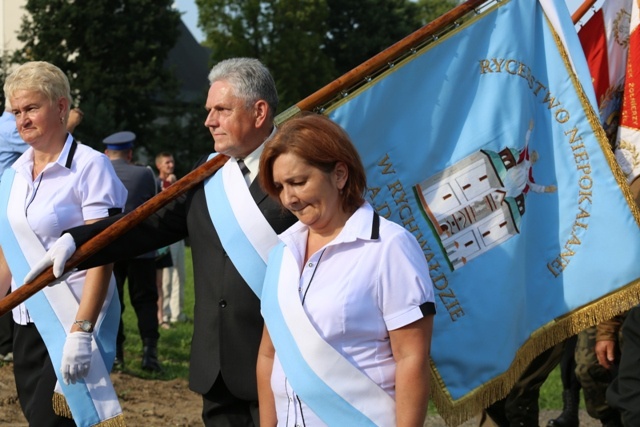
69, 190, 190, 269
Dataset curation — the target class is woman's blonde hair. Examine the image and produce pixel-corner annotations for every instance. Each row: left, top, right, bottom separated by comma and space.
3, 61, 71, 117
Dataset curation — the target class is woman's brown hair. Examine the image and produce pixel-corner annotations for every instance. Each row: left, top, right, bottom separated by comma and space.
259, 113, 366, 213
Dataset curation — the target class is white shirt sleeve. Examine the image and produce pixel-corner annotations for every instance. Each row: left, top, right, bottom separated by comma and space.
77, 153, 127, 221
378, 225, 435, 331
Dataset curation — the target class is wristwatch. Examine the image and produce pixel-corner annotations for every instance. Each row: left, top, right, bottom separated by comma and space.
73, 320, 94, 333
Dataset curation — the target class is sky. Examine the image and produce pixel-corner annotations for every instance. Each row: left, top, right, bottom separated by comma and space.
173, 0, 205, 42
173, 0, 601, 44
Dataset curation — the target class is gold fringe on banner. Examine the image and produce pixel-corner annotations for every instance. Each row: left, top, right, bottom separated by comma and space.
52, 392, 73, 419
96, 414, 127, 427
431, 280, 640, 426
429, 7, 640, 425
272, 0, 640, 425
52, 392, 127, 426
555, 11, 640, 228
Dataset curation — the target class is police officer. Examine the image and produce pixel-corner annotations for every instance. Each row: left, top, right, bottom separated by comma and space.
103, 131, 161, 372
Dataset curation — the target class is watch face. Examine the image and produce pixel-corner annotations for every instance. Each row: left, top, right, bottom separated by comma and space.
76, 320, 93, 332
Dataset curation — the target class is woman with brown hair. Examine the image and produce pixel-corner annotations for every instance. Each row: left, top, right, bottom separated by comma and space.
257, 113, 436, 426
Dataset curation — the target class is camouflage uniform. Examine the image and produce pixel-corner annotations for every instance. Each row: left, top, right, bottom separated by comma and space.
574, 316, 625, 425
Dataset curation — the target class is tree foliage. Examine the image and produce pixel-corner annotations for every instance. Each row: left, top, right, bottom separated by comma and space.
324, 0, 422, 76
7, 0, 459, 169
196, 0, 429, 110
416, 0, 459, 26
12, 0, 187, 159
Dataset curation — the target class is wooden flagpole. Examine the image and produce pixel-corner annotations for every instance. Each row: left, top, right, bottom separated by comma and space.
572, 0, 598, 24
291, 0, 488, 113
0, 0, 491, 316
0, 154, 228, 316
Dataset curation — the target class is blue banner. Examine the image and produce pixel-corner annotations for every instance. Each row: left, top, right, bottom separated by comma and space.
322, 0, 640, 423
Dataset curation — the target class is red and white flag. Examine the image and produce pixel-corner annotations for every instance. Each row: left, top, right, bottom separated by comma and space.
578, 0, 632, 109
613, 0, 640, 182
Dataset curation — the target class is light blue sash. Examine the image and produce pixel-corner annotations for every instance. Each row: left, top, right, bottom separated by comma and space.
0, 168, 123, 427
262, 243, 396, 426
203, 154, 278, 296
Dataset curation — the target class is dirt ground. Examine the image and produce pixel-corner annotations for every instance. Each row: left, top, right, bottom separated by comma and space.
0, 362, 603, 427
0, 362, 202, 426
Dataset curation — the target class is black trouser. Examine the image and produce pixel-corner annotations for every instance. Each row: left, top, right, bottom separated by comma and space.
13, 323, 76, 427
113, 257, 159, 349
0, 290, 13, 355
559, 334, 579, 391
485, 342, 564, 426
202, 373, 259, 427
608, 305, 640, 426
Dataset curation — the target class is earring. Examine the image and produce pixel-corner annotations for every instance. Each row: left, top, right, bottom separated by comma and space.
60, 117, 64, 124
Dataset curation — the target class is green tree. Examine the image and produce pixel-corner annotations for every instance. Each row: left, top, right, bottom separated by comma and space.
268, 0, 335, 108
197, 0, 335, 110
0, 51, 14, 107
324, 0, 422, 75
194, 0, 457, 111
13, 0, 182, 154
416, 0, 459, 26
148, 91, 214, 178
196, 0, 266, 60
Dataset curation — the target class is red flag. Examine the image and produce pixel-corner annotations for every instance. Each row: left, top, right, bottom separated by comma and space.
577, 0, 632, 146
614, 1, 640, 183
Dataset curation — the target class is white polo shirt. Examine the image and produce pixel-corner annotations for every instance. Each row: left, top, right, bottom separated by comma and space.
270, 202, 435, 426
9, 134, 127, 324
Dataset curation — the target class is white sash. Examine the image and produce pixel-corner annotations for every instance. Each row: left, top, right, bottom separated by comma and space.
204, 154, 278, 296
261, 243, 397, 426
0, 168, 124, 427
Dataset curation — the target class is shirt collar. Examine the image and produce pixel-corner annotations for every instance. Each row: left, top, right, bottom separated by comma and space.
241, 126, 276, 183
280, 202, 376, 254
13, 133, 75, 178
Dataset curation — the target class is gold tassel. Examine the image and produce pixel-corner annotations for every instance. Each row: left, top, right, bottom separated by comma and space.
52, 393, 127, 426
428, 4, 640, 425
431, 281, 640, 426
52, 392, 73, 419
95, 414, 127, 427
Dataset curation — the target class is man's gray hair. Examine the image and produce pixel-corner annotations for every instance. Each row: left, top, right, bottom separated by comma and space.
208, 58, 278, 117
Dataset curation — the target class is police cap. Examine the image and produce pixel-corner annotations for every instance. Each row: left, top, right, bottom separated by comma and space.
103, 131, 136, 150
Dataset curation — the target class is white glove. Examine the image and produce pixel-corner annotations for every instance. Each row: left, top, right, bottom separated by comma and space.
23, 233, 76, 284
61, 331, 92, 385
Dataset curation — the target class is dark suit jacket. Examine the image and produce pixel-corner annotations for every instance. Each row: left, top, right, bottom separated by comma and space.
110, 158, 157, 259
110, 159, 156, 211
70, 156, 296, 400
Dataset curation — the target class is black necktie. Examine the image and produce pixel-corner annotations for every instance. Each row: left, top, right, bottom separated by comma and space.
237, 159, 250, 183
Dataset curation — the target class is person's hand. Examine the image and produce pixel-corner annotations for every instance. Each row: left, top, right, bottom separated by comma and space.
66, 108, 84, 133
61, 331, 92, 385
23, 233, 76, 284
595, 339, 616, 369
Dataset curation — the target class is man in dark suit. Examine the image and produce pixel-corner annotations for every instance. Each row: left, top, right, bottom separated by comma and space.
27, 58, 295, 427
103, 131, 161, 372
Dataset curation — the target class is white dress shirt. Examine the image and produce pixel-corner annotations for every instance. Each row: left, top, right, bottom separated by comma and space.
9, 134, 127, 324
269, 202, 435, 426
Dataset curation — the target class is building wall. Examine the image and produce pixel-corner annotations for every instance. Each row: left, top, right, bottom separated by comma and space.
0, 0, 26, 54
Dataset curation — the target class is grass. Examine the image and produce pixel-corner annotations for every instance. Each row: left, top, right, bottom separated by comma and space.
119, 246, 195, 380
121, 247, 567, 412
426, 364, 568, 415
